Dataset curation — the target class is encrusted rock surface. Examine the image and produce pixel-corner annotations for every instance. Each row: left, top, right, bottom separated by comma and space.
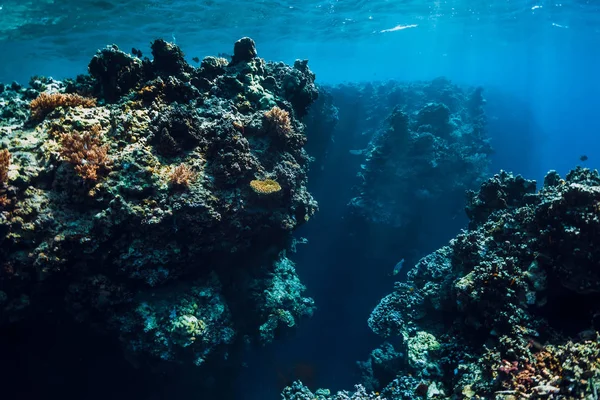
286, 167, 600, 399
344, 79, 491, 229
0, 38, 317, 370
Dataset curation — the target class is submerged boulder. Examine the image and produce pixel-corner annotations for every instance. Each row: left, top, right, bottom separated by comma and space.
0, 38, 318, 374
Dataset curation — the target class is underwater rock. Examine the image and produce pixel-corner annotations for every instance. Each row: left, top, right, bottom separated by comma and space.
250, 255, 316, 344
302, 88, 339, 172
0, 38, 318, 371
465, 170, 537, 229
303, 79, 492, 262
344, 79, 492, 231
293, 167, 600, 399
282, 381, 384, 400
198, 56, 229, 81
88, 44, 146, 102
357, 342, 407, 393
231, 37, 258, 65
112, 273, 235, 366
151, 38, 193, 78
415, 102, 451, 137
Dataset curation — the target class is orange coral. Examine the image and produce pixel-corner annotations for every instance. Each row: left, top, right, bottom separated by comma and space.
169, 163, 197, 188
59, 125, 110, 181
0, 149, 10, 185
137, 81, 165, 102
30, 92, 97, 121
264, 106, 292, 136
250, 179, 281, 194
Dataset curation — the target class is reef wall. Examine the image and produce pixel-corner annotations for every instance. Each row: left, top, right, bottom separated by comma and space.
0, 37, 317, 387
306, 80, 492, 260
284, 167, 600, 399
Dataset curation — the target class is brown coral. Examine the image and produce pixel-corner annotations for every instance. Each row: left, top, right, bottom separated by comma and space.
30, 92, 97, 121
0, 149, 10, 185
169, 163, 197, 188
58, 125, 110, 181
250, 179, 281, 194
0, 195, 10, 208
264, 106, 292, 136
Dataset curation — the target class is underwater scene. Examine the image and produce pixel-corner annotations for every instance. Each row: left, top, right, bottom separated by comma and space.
1, 0, 600, 399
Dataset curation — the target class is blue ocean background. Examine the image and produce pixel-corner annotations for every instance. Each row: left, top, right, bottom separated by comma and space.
2, 0, 598, 182
1, 0, 599, 398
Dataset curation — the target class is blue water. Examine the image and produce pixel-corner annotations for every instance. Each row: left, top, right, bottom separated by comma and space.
1, 0, 600, 398
2, 0, 599, 181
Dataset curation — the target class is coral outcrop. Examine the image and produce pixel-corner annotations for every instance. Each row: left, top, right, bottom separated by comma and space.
0, 37, 318, 375
344, 79, 492, 229
287, 167, 600, 399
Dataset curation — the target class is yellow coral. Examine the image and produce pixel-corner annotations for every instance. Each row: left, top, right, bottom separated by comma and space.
250, 179, 281, 194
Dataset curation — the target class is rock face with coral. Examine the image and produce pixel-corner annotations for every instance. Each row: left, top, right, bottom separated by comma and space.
0, 37, 317, 373
286, 167, 600, 399
345, 79, 492, 230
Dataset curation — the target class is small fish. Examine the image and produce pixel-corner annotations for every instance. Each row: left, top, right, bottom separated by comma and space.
580, 154, 588, 162
390, 258, 405, 276
192, 57, 200, 63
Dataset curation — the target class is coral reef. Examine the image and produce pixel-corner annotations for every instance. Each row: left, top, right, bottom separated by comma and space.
169, 163, 197, 188
288, 167, 600, 399
0, 37, 318, 376
283, 382, 385, 400
301, 80, 492, 265
29, 92, 97, 121
250, 255, 315, 343
0, 148, 10, 184
250, 178, 282, 194
302, 89, 338, 172
344, 79, 491, 229
58, 124, 111, 181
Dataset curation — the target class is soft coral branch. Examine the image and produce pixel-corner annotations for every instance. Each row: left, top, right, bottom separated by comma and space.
30, 92, 97, 121
59, 125, 111, 181
0, 148, 10, 185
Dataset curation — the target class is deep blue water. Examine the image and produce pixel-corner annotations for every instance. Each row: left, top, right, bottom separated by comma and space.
1, 0, 600, 398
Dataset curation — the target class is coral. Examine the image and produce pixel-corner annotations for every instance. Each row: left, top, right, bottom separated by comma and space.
344, 80, 492, 230
318, 167, 600, 399
0, 149, 10, 184
264, 106, 292, 136
357, 342, 406, 392
29, 92, 96, 121
302, 89, 339, 172
58, 124, 111, 181
151, 39, 193, 77
465, 169, 537, 229
88, 44, 145, 102
250, 255, 315, 343
169, 163, 197, 188
199, 56, 229, 80
282, 382, 385, 400
0, 37, 318, 375
115, 275, 235, 366
250, 178, 282, 194
230, 37, 258, 65
151, 104, 206, 152
415, 102, 451, 137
